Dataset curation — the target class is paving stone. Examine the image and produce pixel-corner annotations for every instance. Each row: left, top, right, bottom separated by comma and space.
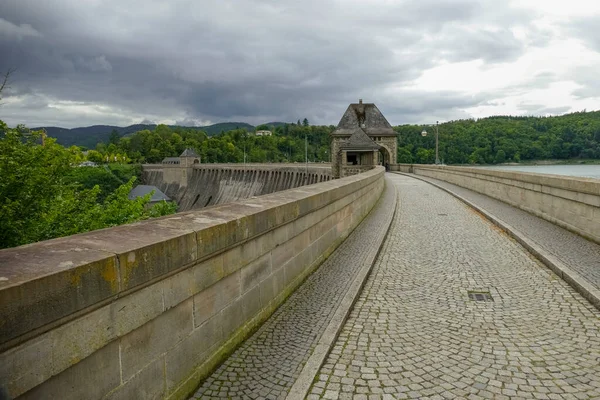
313, 174, 600, 399
416, 174, 600, 292
190, 178, 396, 398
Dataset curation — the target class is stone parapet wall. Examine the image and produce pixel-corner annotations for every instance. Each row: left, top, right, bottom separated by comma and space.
406, 165, 600, 244
341, 165, 375, 177
389, 163, 413, 173
0, 166, 385, 400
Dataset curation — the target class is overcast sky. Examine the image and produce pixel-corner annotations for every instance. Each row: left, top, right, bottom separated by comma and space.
1, 0, 599, 128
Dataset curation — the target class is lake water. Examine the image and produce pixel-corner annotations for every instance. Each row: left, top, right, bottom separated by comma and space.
479, 165, 600, 180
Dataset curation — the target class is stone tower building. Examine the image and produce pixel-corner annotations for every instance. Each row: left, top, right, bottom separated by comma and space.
179, 148, 201, 167
331, 100, 397, 178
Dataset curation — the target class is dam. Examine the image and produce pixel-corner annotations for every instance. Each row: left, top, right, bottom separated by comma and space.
142, 163, 332, 211
1, 164, 600, 399
1, 100, 599, 399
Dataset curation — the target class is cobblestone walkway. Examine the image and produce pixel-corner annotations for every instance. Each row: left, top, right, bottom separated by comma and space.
414, 174, 600, 292
191, 179, 396, 399
312, 174, 600, 400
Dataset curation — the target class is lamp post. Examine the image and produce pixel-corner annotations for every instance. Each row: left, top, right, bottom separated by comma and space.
421, 121, 440, 165
305, 133, 308, 178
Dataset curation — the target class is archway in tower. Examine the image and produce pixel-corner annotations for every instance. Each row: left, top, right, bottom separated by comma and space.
379, 147, 392, 170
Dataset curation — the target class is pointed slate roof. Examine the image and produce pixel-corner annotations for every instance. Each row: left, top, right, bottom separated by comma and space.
180, 148, 199, 157
339, 128, 381, 151
333, 100, 396, 136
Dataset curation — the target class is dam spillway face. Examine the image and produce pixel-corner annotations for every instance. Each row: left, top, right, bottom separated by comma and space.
142, 164, 332, 211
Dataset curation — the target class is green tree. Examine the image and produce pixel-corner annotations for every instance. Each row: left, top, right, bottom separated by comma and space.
494, 149, 506, 164
0, 122, 76, 247
397, 147, 413, 163
109, 129, 120, 145
64, 166, 123, 202
416, 148, 434, 164
86, 150, 104, 163
0, 121, 177, 249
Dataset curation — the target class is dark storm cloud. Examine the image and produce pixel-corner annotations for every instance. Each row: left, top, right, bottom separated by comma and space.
435, 28, 524, 63
0, 0, 555, 127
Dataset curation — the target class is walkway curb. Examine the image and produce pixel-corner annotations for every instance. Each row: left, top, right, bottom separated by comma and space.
394, 172, 600, 312
286, 178, 398, 400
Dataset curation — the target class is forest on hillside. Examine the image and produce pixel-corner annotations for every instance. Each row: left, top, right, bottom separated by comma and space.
91, 121, 333, 164
395, 111, 600, 164
86, 111, 600, 166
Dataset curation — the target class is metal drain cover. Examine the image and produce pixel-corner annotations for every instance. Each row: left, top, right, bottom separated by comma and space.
468, 291, 493, 302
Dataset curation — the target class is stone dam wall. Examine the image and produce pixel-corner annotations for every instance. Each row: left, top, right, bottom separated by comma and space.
0, 166, 385, 400
142, 163, 332, 211
396, 164, 600, 244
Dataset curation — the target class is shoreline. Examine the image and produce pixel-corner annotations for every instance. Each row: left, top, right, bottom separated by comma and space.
495, 159, 600, 166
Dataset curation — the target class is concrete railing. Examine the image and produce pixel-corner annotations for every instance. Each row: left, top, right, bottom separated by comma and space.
401, 164, 600, 244
0, 166, 385, 400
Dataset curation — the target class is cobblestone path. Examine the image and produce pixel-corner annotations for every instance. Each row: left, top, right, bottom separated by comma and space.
414, 174, 600, 292
191, 179, 396, 399
312, 174, 600, 400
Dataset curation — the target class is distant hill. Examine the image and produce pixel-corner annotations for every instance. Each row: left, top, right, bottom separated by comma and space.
35, 122, 255, 148
34, 121, 294, 148
33, 124, 157, 148
201, 122, 254, 135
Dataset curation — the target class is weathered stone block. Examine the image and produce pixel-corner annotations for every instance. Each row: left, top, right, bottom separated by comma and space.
165, 315, 221, 391
0, 240, 118, 346
19, 340, 120, 400
193, 271, 240, 327
112, 283, 164, 337
50, 301, 117, 378
104, 355, 165, 400
0, 281, 166, 398
221, 233, 274, 276
241, 285, 262, 320
196, 215, 246, 257
271, 266, 285, 298
190, 255, 224, 294
68, 223, 197, 291
0, 336, 52, 398
240, 253, 271, 293
220, 300, 244, 339
284, 247, 311, 286
259, 274, 275, 307
120, 298, 193, 381
162, 268, 193, 311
